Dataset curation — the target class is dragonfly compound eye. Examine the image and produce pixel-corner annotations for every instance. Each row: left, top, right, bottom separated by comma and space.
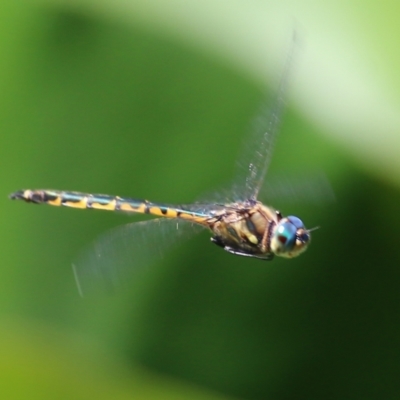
270, 216, 310, 258
286, 215, 305, 229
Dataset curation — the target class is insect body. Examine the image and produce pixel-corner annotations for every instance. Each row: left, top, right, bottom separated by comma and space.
10, 189, 310, 260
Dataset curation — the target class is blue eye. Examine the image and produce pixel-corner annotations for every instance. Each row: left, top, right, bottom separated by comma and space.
271, 216, 310, 257
287, 216, 305, 230
275, 221, 297, 251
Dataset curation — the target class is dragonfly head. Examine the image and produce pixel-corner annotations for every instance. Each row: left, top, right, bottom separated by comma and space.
270, 215, 311, 258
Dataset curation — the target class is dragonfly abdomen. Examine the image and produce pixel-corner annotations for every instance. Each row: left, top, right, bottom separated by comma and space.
10, 189, 209, 224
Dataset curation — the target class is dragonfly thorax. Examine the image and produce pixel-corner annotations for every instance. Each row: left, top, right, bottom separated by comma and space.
208, 202, 279, 259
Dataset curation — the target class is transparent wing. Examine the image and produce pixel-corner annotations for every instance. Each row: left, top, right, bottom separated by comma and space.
233, 33, 298, 202
260, 171, 336, 205
181, 202, 228, 214
72, 218, 205, 296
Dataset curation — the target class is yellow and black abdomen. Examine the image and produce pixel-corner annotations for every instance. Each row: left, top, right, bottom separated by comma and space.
9, 189, 209, 224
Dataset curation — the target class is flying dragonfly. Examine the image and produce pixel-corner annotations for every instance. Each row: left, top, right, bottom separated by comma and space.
10, 37, 313, 292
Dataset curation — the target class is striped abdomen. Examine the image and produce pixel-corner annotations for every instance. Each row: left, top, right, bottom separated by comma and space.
9, 189, 209, 224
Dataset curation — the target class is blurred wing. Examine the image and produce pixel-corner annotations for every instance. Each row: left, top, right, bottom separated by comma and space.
181, 202, 227, 215
260, 171, 336, 205
233, 33, 298, 202
72, 218, 204, 296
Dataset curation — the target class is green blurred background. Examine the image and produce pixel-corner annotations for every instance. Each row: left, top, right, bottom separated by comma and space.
2, 1, 400, 399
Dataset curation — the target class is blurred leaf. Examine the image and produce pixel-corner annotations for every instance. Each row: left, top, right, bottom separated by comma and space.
0, 317, 235, 400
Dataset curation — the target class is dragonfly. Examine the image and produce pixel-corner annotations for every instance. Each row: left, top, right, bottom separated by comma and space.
10, 37, 313, 292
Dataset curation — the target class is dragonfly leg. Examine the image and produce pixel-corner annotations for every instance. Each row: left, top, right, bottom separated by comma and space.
210, 236, 226, 248
210, 237, 274, 261
223, 245, 274, 260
